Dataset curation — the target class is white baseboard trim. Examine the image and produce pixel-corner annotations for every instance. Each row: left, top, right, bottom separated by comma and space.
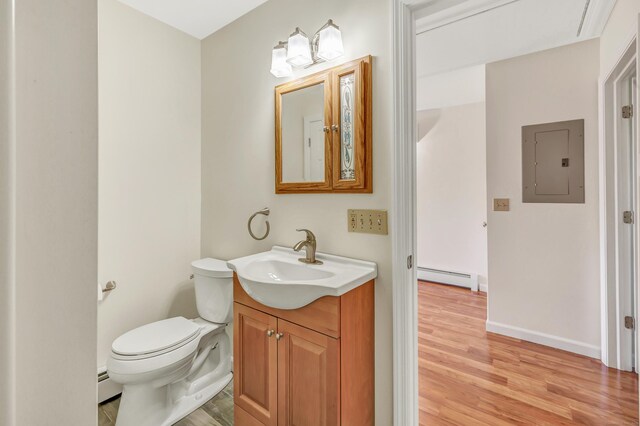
485, 320, 600, 359
479, 284, 488, 293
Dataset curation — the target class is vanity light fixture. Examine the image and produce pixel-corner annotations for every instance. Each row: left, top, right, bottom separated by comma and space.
316, 20, 344, 61
286, 27, 313, 67
270, 19, 344, 78
270, 41, 293, 78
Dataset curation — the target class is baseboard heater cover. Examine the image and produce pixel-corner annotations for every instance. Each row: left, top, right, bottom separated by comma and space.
98, 368, 122, 404
417, 266, 479, 292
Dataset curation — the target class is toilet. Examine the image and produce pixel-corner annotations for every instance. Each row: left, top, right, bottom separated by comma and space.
107, 258, 233, 426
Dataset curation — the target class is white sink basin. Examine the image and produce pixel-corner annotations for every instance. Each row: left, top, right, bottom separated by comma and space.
227, 246, 377, 310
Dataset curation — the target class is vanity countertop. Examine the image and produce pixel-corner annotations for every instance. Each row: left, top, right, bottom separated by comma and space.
227, 246, 377, 309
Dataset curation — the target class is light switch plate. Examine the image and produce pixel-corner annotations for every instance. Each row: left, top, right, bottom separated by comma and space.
348, 209, 388, 235
493, 198, 510, 212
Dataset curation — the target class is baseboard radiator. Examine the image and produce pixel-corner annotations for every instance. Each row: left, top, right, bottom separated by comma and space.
98, 368, 122, 404
417, 266, 479, 292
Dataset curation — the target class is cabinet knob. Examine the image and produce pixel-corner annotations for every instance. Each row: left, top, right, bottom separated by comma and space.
323, 126, 330, 133
331, 124, 339, 132
266, 329, 275, 337
275, 333, 284, 341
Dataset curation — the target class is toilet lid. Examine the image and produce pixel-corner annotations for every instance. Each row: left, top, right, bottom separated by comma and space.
112, 317, 201, 357
191, 258, 233, 278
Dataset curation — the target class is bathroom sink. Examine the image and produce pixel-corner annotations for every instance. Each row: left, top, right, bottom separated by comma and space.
227, 246, 377, 309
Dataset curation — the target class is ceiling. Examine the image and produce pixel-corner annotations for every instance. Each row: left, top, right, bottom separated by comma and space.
117, 0, 269, 39
415, 0, 616, 77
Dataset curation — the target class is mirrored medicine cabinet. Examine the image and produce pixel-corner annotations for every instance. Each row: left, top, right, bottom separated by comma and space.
275, 56, 372, 194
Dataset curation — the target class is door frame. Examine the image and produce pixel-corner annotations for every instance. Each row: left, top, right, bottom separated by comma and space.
599, 33, 639, 371
391, 1, 424, 424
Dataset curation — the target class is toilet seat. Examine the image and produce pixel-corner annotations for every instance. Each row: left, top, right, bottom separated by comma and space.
112, 317, 201, 361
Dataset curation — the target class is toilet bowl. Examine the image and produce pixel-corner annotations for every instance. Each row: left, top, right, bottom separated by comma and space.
106, 258, 234, 426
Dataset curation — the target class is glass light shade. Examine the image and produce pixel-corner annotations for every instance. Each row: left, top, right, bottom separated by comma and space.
317, 20, 344, 62
286, 28, 312, 67
270, 43, 292, 78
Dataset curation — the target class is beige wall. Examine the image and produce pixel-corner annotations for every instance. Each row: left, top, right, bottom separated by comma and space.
13, 0, 98, 424
97, 0, 202, 369
417, 102, 488, 288
600, 0, 640, 75
486, 39, 601, 353
201, 0, 393, 422
0, 0, 15, 423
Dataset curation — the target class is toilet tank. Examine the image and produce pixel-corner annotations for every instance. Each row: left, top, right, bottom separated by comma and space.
191, 258, 234, 324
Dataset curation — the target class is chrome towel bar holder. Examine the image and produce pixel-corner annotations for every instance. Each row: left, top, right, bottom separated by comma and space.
248, 207, 270, 240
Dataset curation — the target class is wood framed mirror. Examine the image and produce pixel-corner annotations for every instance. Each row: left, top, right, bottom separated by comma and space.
275, 56, 372, 194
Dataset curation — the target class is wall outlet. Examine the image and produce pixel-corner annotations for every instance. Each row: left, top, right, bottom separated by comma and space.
493, 198, 510, 212
348, 209, 388, 235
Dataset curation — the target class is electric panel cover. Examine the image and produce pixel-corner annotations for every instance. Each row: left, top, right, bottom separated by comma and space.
522, 119, 584, 203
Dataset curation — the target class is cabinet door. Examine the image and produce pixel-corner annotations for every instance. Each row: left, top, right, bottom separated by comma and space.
275, 71, 333, 194
330, 57, 371, 192
277, 319, 340, 426
234, 303, 278, 426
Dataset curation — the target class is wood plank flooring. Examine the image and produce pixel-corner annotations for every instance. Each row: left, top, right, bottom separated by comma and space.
98, 380, 233, 426
419, 281, 639, 425
99, 283, 637, 425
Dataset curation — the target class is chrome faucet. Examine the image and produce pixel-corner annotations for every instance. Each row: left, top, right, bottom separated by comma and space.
293, 229, 323, 265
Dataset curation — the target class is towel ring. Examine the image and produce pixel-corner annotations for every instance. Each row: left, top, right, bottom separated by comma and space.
248, 207, 270, 240
102, 281, 117, 293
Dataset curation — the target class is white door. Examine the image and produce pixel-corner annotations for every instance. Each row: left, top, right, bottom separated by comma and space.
303, 114, 325, 182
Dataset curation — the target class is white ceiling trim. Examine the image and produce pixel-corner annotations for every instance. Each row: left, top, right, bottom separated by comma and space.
579, 0, 617, 38
415, 0, 615, 37
415, 0, 521, 34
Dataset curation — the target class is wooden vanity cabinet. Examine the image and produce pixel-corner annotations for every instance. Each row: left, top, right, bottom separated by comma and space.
233, 274, 374, 426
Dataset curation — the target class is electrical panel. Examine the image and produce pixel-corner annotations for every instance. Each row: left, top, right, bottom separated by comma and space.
522, 119, 585, 203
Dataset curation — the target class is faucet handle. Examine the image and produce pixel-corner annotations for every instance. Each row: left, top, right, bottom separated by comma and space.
296, 228, 316, 242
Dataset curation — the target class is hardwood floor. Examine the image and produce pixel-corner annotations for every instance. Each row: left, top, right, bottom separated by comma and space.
419, 281, 639, 425
98, 380, 233, 426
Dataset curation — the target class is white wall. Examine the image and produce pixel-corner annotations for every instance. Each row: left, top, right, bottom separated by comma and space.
417, 65, 485, 111
417, 102, 488, 289
200, 0, 393, 422
0, 0, 15, 423
599, 0, 640, 76
13, 0, 98, 423
486, 39, 601, 356
98, 0, 202, 369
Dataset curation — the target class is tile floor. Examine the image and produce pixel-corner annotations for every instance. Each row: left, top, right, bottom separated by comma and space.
98, 380, 233, 426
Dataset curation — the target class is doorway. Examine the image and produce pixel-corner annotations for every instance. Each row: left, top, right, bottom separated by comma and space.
415, 66, 488, 294
391, 1, 640, 424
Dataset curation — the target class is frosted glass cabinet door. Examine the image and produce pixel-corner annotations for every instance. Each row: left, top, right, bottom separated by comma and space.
331, 59, 370, 191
